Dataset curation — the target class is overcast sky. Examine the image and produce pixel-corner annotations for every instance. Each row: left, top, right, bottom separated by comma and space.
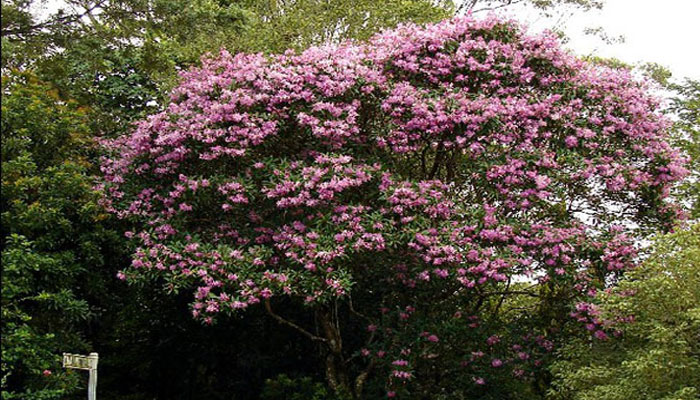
499, 0, 700, 80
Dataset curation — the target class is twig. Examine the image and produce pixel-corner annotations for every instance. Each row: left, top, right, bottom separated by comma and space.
348, 294, 373, 322
473, 0, 527, 14
2, 0, 108, 37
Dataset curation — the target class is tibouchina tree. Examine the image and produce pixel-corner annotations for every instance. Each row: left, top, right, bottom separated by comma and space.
100, 16, 686, 398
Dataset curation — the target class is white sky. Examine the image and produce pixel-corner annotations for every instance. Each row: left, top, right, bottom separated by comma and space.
497, 0, 700, 80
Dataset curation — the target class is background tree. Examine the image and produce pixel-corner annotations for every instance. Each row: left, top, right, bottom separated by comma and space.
548, 223, 700, 400
668, 79, 700, 219
0, 72, 125, 399
233, 0, 454, 54
1, 0, 454, 123
2, 0, 250, 135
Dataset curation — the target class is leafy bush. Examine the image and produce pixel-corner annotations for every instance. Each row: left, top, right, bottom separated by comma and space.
549, 224, 700, 400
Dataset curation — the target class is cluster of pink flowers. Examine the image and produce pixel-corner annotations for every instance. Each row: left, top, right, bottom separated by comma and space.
100, 14, 686, 396
262, 154, 378, 209
570, 302, 610, 340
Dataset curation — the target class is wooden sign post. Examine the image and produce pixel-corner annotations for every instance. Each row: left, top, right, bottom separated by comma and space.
63, 352, 98, 400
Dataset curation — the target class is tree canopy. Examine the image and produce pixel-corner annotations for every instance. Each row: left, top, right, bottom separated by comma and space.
1, 72, 124, 399
101, 15, 686, 398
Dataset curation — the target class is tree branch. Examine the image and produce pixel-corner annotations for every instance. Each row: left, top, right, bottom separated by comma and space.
264, 298, 328, 343
2, 0, 108, 38
457, 0, 481, 13
348, 294, 373, 323
481, 290, 540, 298
354, 358, 375, 397
473, 0, 527, 14
428, 143, 445, 179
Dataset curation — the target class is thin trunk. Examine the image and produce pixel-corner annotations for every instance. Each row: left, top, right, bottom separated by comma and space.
316, 306, 352, 396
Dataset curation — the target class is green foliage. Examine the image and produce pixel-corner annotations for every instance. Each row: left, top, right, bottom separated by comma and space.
0, 72, 110, 251
234, 0, 454, 54
0, 0, 249, 71
261, 374, 337, 400
84, 0, 251, 90
2, 1, 456, 132
639, 62, 673, 87
1, 236, 84, 400
548, 224, 700, 400
581, 55, 633, 71
668, 79, 700, 219
1, 73, 90, 166
1, 0, 250, 134
1, 72, 124, 397
1, 0, 60, 70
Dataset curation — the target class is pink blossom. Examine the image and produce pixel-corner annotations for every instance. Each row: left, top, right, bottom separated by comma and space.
98, 15, 686, 393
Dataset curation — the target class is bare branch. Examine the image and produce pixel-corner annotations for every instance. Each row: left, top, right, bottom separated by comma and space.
473, 0, 527, 14
481, 290, 540, 298
457, 0, 481, 13
264, 298, 328, 343
348, 294, 373, 323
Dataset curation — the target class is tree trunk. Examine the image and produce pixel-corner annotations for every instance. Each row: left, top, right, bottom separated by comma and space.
266, 299, 373, 398
316, 306, 353, 397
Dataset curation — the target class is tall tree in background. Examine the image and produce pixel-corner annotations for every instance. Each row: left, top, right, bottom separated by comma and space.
2, 0, 251, 135
234, 0, 454, 54
1, 72, 126, 399
549, 224, 700, 400
1, 1, 454, 110
668, 79, 700, 220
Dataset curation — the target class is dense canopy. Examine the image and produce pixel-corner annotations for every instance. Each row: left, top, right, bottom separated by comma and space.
101, 16, 686, 397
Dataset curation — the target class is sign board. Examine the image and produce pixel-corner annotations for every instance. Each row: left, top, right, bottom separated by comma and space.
63, 353, 98, 370
62, 353, 98, 400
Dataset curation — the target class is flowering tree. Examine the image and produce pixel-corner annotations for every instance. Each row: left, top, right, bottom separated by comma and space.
101, 16, 686, 398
